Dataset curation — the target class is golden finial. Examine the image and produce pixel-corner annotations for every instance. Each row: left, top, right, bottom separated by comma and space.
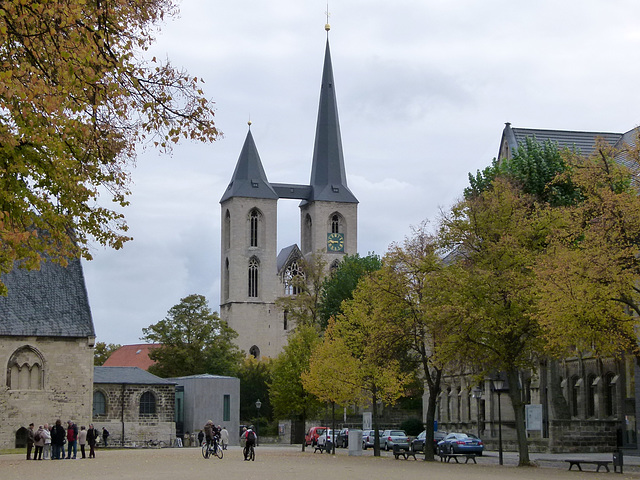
325, 2, 330, 31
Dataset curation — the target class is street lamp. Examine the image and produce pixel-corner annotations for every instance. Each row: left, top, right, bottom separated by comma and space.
472, 386, 483, 438
492, 378, 506, 466
255, 399, 262, 447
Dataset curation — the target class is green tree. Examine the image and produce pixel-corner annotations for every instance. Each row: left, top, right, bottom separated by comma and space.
0, 1, 219, 294
141, 294, 242, 378
237, 356, 273, 427
319, 253, 381, 329
269, 325, 324, 451
93, 341, 121, 366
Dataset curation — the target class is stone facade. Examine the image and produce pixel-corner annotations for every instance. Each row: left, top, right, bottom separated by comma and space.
0, 336, 94, 449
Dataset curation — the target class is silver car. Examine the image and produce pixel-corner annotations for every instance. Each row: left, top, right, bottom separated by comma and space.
380, 429, 409, 451
362, 429, 382, 449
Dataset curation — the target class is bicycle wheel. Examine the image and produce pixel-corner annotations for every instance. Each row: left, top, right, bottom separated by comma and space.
249, 446, 255, 461
202, 443, 210, 459
215, 445, 223, 459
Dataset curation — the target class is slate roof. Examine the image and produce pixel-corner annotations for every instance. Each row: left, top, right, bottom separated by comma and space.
94, 366, 176, 385
0, 259, 95, 338
103, 343, 160, 371
499, 122, 624, 160
169, 373, 237, 381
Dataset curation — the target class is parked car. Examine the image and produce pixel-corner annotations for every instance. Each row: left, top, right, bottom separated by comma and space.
317, 429, 337, 447
380, 429, 409, 451
410, 430, 447, 453
336, 428, 349, 448
362, 429, 382, 450
304, 426, 327, 446
436, 432, 484, 455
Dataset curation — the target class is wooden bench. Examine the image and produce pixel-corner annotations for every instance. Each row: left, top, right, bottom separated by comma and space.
565, 459, 611, 472
314, 443, 331, 454
439, 453, 477, 464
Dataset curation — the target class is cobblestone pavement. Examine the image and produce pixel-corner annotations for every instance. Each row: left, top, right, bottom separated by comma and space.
1, 445, 638, 480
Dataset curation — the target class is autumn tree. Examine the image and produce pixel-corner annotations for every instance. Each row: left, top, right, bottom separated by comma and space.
319, 253, 381, 329
303, 283, 412, 457
0, 1, 219, 294
276, 253, 326, 329
141, 294, 242, 378
93, 341, 121, 366
268, 325, 324, 451
439, 178, 556, 466
237, 356, 273, 428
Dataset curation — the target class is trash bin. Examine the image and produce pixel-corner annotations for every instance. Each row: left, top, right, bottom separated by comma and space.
348, 430, 362, 456
613, 449, 623, 474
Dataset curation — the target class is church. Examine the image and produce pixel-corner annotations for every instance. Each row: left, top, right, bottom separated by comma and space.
219, 28, 358, 359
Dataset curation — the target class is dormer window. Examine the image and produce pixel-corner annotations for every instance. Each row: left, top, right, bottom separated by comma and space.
251, 179, 259, 188
332, 185, 339, 193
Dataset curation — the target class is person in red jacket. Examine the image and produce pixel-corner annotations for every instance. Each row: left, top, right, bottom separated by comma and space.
66, 421, 78, 459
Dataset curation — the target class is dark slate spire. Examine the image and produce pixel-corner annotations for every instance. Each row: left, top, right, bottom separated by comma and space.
220, 127, 278, 202
307, 39, 358, 204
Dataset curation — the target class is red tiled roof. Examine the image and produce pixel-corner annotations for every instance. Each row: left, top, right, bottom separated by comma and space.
103, 344, 161, 371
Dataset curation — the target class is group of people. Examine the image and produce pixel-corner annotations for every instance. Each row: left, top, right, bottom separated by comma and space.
26, 420, 109, 460
199, 421, 229, 450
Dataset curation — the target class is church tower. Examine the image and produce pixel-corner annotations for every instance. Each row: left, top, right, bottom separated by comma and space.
220, 30, 358, 359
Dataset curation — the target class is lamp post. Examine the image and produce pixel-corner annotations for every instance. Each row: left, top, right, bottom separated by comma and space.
472, 386, 483, 438
493, 379, 505, 466
255, 399, 262, 447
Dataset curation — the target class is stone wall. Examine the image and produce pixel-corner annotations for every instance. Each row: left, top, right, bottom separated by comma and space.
0, 336, 94, 449
92, 383, 175, 447
549, 419, 618, 453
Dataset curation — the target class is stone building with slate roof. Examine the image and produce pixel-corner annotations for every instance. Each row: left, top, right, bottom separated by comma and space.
93, 366, 176, 447
434, 123, 640, 454
220, 33, 358, 359
0, 259, 96, 449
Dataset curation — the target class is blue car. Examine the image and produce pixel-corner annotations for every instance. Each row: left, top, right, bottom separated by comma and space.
437, 432, 484, 455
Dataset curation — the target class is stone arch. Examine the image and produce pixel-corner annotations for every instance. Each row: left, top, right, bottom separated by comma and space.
139, 390, 157, 416
248, 208, 264, 248
6, 345, 44, 390
15, 426, 28, 448
93, 390, 107, 417
328, 212, 345, 234
249, 345, 260, 359
248, 256, 260, 298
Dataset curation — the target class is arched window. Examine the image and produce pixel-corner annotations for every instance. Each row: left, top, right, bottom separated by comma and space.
586, 374, 597, 418
331, 214, 340, 233
250, 210, 259, 247
224, 210, 231, 250
93, 391, 106, 416
249, 345, 260, 359
224, 258, 230, 301
302, 214, 312, 254
248, 258, 259, 297
446, 387, 452, 421
6, 346, 44, 390
570, 375, 580, 417
284, 261, 303, 295
605, 373, 617, 417
140, 391, 156, 415
330, 259, 340, 274
283, 310, 288, 331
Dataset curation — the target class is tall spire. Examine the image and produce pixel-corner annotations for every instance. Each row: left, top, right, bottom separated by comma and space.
220, 126, 278, 202
307, 38, 358, 204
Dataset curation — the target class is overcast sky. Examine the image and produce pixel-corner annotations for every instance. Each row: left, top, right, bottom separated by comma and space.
84, 0, 640, 345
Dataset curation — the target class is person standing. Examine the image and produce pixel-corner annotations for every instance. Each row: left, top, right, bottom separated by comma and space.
220, 426, 229, 450
33, 425, 45, 460
51, 419, 65, 459
197, 430, 204, 446
78, 426, 87, 459
86, 424, 97, 459
66, 420, 78, 459
102, 427, 109, 447
26, 423, 35, 460
42, 424, 51, 460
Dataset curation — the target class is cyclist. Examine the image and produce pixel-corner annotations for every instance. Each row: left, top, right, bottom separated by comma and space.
242, 426, 257, 461
204, 420, 219, 448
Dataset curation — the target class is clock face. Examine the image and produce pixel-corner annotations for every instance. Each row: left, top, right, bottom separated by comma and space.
327, 232, 345, 252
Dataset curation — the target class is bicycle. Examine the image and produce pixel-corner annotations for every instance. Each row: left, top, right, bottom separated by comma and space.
243, 443, 255, 461
202, 439, 223, 459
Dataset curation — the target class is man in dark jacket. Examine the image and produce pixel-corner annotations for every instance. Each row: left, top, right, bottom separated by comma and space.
26, 423, 35, 460
51, 419, 66, 460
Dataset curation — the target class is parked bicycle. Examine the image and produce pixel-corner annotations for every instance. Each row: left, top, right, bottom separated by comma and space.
202, 439, 223, 459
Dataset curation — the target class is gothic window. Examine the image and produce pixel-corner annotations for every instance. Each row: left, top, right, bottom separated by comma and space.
605, 372, 617, 417
446, 387, 452, 421
284, 261, 303, 295
330, 259, 340, 274
248, 257, 259, 297
570, 375, 580, 417
456, 387, 462, 421
6, 346, 44, 390
587, 374, 597, 418
249, 345, 260, 359
249, 209, 260, 247
283, 310, 288, 330
93, 391, 106, 416
224, 258, 230, 301
224, 210, 231, 250
140, 391, 156, 415
331, 214, 340, 233
302, 214, 312, 253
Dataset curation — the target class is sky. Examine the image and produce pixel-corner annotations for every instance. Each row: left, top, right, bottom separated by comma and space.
84, 0, 640, 345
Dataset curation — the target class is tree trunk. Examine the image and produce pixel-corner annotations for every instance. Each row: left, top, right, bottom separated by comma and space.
422, 367, 441, 461
372, 389, 381, 457
506, 369, 532, 466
